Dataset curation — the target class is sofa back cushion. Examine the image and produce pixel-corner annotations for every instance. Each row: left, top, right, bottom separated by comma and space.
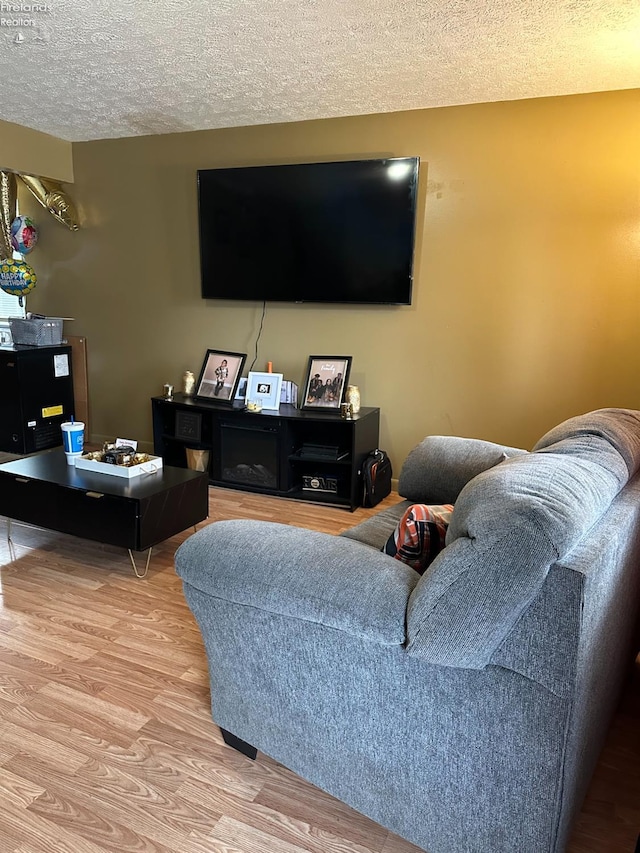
533, 407, 640, 479
397, 435, 526, 505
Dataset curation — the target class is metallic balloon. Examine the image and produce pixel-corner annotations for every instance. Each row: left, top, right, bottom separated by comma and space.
18, 174, 80, 231
0, 171, 18, 260
0, 257, 37, 305
11, 214, 38, 254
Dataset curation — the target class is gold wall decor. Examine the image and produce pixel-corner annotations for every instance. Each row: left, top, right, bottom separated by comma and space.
0, 170, 17, 259
19, 174, 80, 231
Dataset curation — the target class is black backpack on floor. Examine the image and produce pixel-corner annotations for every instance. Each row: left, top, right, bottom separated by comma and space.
362, 449, 392, 508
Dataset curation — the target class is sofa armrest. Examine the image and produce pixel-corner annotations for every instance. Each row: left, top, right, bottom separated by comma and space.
398, 435, 526, 504
175, 520, 420, 645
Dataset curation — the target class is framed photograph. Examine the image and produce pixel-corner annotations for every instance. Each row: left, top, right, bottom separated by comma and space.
195, 349, 246, 403
246, 371, 283, 411
234, 377, 248, 400
175, 410, 202, 442
301, 356, 352, 411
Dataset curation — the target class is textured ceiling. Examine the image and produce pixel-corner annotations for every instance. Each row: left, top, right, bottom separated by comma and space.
0, 0, 638, 142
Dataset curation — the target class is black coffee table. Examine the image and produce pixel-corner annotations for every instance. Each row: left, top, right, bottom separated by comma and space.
0, 450, 208, 576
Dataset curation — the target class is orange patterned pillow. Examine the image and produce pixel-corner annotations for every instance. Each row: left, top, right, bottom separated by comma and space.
383, 503, 454, 574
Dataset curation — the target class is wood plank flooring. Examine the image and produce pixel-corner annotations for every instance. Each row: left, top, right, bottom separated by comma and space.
0, 486, 638, 853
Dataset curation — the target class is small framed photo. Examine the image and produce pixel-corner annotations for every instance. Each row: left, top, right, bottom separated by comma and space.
175, 410, 202, 442
301, 356, 352, 411
246, 371, 283, 411
234, 377, 248, 400
195, 349, 246, 403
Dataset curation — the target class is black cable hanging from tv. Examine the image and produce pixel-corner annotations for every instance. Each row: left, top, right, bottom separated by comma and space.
247, 300, 267, 373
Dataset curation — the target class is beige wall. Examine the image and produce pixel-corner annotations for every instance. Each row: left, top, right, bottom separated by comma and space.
25, 89, 640, 464
0, 118, 73, 181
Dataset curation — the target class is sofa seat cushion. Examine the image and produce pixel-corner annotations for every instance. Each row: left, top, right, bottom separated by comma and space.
383, 503, 454, 574
340, 500, 410, 551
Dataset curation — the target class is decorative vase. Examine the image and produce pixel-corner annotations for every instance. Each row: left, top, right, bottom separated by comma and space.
182, 370, 195, 396
345, 385, 361, 414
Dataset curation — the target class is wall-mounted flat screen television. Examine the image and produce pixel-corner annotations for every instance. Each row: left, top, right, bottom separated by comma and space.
197, 157, 419, 305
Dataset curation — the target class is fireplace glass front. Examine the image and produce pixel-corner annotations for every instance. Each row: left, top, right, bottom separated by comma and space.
220, 421, 279, 490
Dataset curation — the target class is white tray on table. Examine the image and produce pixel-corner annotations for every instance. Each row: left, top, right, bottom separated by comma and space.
74, 454, 163, 478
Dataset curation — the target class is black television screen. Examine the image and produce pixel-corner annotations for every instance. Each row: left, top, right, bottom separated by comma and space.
197, 157, 419, 305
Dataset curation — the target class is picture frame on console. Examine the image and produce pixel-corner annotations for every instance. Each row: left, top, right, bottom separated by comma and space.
302, 356, 352, 411
234, 377, 248, 400
246, 371, 283, 411
195, 349, 246, 403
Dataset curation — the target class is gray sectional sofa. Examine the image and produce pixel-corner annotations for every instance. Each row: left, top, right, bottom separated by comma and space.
175, 408, 640, 853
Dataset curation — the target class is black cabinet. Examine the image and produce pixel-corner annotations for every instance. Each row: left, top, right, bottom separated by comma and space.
0, 345, 75, 454
151, 394, 380, 510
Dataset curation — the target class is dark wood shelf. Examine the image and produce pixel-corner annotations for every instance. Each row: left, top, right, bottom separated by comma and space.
151, 395, 380, 511
288, 451, 351, 465
287, 488, 350, 506
160, 433, 210, 450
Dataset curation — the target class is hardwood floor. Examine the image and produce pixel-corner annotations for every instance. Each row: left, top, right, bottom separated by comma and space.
0, 486, 638, 853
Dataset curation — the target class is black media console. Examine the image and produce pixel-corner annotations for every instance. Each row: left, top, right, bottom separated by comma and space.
151, 394, 380, 511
